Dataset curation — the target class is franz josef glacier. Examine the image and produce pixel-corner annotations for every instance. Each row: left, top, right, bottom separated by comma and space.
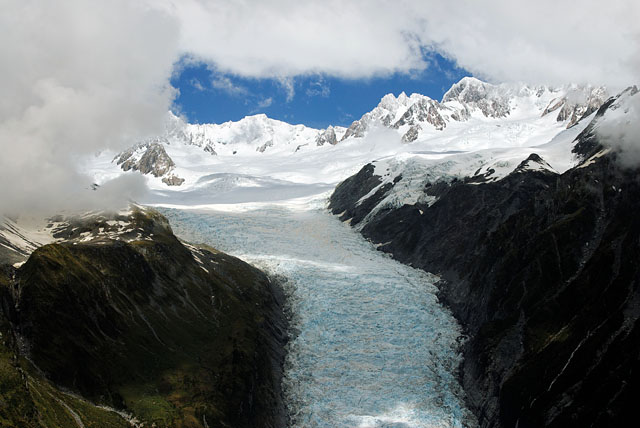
2, 76, 639, 428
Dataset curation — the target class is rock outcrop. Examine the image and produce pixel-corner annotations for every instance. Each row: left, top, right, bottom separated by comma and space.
542, 85, 609, 128
341, 119, 368, 141
393, 98, 447, 131
116, 140, 175, 177
115, 140, 185, 186
161, 174, 185, 186
315, 126, 338, 146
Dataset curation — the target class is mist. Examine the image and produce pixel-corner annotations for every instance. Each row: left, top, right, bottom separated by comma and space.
0, 0, 179, 215
596, 90, 640, 169
2, 0, 639, 215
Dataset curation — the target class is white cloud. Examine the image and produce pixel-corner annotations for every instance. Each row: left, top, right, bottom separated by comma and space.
307, 78, 331, 98
211, 75, 249, 96
190, 78, 205, 91
163, 0, 639, 89
0, 0, 179, 214
596, 90, 640, 168
163, 0, 426, 79
411, 1, 640, 89
3, 0, 640, 214
249, 97, 274, 114
277, 77, 296, 102
257, 97, 274, 109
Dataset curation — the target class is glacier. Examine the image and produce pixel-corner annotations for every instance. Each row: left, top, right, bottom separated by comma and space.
79, 77, 617, 427
159, 200, 473, 428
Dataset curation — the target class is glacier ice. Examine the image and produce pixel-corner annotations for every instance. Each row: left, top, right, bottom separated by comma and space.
160, 205, 473, 427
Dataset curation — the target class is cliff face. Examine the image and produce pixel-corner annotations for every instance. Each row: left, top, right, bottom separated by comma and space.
330, 106, 640, 427
0, 208, 287, 428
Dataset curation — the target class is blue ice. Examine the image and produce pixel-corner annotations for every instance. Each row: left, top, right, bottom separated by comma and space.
160, 206, 473, 428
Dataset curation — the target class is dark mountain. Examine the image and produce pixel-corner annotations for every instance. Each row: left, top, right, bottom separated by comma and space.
330, 96, 640, 427
0, 208, 287, 428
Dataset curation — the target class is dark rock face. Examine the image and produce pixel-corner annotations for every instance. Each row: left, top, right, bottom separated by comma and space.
331, 163, 387, 226
329, 120, 640, 427
0, 209, 287, 428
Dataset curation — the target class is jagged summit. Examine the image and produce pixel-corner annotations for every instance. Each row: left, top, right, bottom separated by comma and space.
441, 76, 491, 102
102, 77, 609, 188
442, 76, 511, 117
339, 77, 608, 143
542, 84, 609, 127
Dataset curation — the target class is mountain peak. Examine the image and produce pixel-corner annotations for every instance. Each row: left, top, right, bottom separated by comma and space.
441, 76, 512, 118
442, 76, 494, 103
378, 92, 415, 111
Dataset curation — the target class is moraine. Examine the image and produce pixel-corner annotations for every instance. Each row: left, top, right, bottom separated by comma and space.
158, 201, 472, 428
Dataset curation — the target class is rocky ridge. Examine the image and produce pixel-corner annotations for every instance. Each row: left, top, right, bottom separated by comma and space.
0, 207, 287, 428
340, 77, 607, 144
109, 78, 607, 187
329, 89, 639, 427
542, 85, 609, 128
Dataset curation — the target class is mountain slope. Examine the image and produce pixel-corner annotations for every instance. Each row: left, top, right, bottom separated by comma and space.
329, 90, 640, 427
0, 208, 287, 428
90, 78, 606, 194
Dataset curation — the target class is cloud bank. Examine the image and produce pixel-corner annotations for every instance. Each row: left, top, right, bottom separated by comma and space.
2, 0, 639, 214
0, 0, 179, 214
168, 0, 639, 88
596, 90, 640, 168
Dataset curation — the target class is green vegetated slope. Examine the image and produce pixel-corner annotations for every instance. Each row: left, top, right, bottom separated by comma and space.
0, 208, 286, 428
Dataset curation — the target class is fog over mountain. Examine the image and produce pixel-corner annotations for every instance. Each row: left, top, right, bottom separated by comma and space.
3, 3, 640, 427
1, 0, 639, 214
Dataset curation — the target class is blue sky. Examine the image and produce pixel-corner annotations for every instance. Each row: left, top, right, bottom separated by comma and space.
171, 53, 470, 129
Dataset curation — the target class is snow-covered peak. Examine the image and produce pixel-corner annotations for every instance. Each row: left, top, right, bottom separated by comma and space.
441, 76, 487, 101
377, 91, 420, 112
95, 77, 614, 192
512, 153, 558, 174
379, 92, 402, 110
177, 113, 320, 156
542, 84, 609, 128
339, 92, 434, 141
442, 77, 512, 118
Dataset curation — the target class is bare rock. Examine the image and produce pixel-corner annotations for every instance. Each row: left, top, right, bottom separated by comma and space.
401, 125, 421, 143
162, 175, 185, 186
115, 141, 175, 178
316, 126, 338, 146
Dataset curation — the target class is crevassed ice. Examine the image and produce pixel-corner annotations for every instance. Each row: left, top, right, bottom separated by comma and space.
160, 206, 472, 428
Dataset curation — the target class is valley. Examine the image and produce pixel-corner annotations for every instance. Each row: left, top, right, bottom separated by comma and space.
2, 76, 638, 427
159, 201, 471, 427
